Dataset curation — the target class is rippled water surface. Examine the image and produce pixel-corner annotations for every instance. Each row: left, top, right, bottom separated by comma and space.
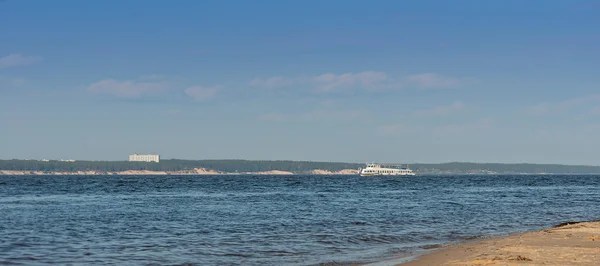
1, 174, 599, 265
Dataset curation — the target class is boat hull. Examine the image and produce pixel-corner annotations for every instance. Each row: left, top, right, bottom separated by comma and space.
359, 163, 416, 176
359, 173, 415, 177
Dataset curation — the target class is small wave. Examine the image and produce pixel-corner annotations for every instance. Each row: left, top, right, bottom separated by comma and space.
258, 250, 308, 256
463, 234, 492, 241
385, 179, 404, 183
216, 253, 253, 258
347, 235, 408, 244
0, 260, 24, 265
286, 181, 303, 186
440, 201, 464, 207
318, 189, 339, 193
309, 261, 368, 266
553, 220, 586, 228
421, 244, 443, 250
318, 240, 343, 245
5, 257, 40, 261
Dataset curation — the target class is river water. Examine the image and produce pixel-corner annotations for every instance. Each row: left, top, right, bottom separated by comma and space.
1, 174, 599, 265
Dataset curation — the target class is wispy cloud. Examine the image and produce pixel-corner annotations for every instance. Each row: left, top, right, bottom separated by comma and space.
377, 124, 413, 136
378, 117, 492, 137
299, 109, 368, 122
258, 108, 368, 123
250, 71, 468, 92
184, 85, 219, 101
0, 76, 26, 88
526, 103, 551, 116
413, 101, 465, 117
588, 105, 600, 116
165, 109, 184, 116
249, 76, 295, 89
257, 113, 287, 122
0, 54, 42, 69
434, 118, 493, 134
139, 74, 164, 81
11, 77, 25, 87
405, 73, 466, 89
250, 71, 389, 92
312, 71, 388, 92
87, 78, 170, 98
526, 94, 600, 116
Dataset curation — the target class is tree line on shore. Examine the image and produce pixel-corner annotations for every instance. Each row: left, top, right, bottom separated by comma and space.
0, 159, 361, 173
1, 159, 600, 174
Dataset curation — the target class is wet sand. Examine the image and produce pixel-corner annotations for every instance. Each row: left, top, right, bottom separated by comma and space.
398, 221, 600, 266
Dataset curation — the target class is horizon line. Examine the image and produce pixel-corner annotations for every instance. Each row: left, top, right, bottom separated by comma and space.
1, 158, 599, 167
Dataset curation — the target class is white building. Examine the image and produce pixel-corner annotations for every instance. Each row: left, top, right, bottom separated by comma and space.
129, 153, 160, 163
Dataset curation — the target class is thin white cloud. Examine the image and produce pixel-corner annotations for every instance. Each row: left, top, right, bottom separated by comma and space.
87, 78, 170, 98
184, 85, 218, 101
405, 73, 465, 89
11, 77, 25, 87
377, 118, 492, 137
258, 113, 287, 122
299, 109, 368, 122
249, 76, 294, 89
526, 103, 552, 116
249, 71, 389, 92
434, 118, 493, 134
0, 54, 42, 69
139, 74, 164, 81
589, 105, 600, 116
526, 94, 600, 116
258, 109, 368, 123
0, 76, 25, 88
313, 71, 388, 92
377, 124, 413, 136
413, 101, 465, 117
166, 109, 183, 116
250, 71, 468, 92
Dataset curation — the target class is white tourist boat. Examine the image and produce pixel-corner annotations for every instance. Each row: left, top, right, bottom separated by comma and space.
359, 163, 416, 176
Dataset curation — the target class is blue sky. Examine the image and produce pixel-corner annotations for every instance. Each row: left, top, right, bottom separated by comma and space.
1, 0, 599, 164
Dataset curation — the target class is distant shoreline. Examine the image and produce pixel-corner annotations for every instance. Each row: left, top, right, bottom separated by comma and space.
2, 159, 600, 175
0, 169, 360, 176
2, 170, 600, 176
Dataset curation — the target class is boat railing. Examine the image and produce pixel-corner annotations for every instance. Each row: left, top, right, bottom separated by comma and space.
365, 163, 413, 170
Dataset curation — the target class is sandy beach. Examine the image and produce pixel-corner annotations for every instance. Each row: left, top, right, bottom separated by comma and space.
398, 221, 600, 266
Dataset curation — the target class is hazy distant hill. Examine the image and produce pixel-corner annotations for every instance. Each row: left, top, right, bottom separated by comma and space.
1, 159, 600, 174
412, 162, 600, 174
0, 159, 359, 174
